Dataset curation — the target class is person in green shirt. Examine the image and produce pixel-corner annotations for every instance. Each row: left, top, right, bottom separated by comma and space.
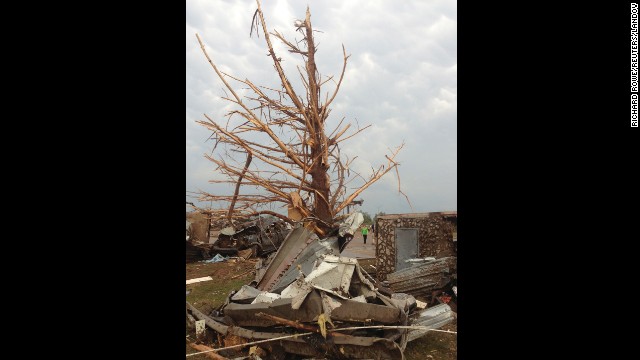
361, 225, 369, 244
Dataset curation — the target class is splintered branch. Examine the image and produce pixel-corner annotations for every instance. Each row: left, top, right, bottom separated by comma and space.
329, 123, 351, 144
327, 116, 346, 139
329, 151, 346, 209
199, 115, 309, 185
324, 45, 350, 111
335, 142, 407, 214
386, 151, 414, 210
196, 33, 305, 169
254, 0, 309, 127
246, 210, 294, 224
333, 124, 372, 144
194, 0, 407, 234
271, 30, 305, 55
227, 152, 252, 226
205, 155, 289, 201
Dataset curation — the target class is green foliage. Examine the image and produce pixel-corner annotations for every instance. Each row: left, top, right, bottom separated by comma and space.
373, 211, 386, 223
362, 212, 372, 224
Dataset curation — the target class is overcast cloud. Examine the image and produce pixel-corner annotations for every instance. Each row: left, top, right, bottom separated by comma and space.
186, 0, 456, 217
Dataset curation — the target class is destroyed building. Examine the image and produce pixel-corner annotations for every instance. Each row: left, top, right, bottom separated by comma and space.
186, 213, 456, 359
372, 212, 457, 309
186, 211, 211, 244
374, 212, 457, 281
186, 211, 213, 263
212, 215, 290, 257
186, 213, 290, 262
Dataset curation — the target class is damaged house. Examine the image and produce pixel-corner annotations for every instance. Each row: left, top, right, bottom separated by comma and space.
374, 212, 457, 305
374, 212, 457, 280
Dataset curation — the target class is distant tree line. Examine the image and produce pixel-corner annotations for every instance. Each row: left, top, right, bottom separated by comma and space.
361, 211, 386, 225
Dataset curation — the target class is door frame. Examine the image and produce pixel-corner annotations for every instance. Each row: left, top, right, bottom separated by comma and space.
394, 227, 419, 271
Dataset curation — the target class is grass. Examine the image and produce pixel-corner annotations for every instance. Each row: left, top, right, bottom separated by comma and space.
404, 324, 457, 360
186, 273, 255, 313
186, 271, 255, 359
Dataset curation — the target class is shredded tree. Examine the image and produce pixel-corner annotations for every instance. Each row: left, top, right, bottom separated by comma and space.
194, 0, 408, 236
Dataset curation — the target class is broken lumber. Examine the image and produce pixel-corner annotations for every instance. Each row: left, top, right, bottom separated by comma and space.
186, 276, 213, 285
188, 343, 229, 360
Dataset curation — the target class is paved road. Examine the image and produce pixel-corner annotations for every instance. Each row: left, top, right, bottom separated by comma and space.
340, 232, 376, 259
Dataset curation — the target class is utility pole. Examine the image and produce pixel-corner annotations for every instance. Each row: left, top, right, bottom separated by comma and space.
345, 199, 364, 215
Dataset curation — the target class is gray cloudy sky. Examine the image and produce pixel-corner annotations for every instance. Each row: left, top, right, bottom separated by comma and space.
186, 0, 456, 217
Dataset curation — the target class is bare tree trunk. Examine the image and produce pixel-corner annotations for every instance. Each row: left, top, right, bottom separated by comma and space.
310, 160, 332, 230
194, 0, 408, 236
304, 6, 332, 232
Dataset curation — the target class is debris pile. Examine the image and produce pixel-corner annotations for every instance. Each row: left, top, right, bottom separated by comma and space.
186, 214, 455, 359
212, 216, 290, 258
387, 256, 457, 300
186, 212, 215, 263
187, 215, 291, 263
186, 211, 210, 243
186, 241, 215, 263
188, 252, 454, 359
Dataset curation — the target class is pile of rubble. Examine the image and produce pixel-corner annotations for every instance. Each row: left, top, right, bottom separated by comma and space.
186, 212, 214, 263
186, 215, 291, 263
186, 241, 216, 263
186, 213, 455, 359
387, 256, 457, 309
213, 216, 290, 257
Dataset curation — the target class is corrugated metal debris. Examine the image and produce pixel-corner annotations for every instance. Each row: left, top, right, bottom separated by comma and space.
186, 214, 456, 359
255, 212, 363, 292
406, 303, 455, 342
387, 256, 457, 299
254, 226, 318, 291
268, 236, 340, 293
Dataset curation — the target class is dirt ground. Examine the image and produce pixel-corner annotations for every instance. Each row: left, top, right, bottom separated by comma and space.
186, 257, 256, 281
186, 255, 457, 359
